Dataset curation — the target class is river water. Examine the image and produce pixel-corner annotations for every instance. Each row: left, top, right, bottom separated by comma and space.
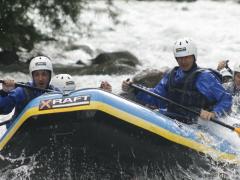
0, 0, 240, 179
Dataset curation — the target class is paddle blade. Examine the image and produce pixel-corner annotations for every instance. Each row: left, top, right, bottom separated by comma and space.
234, 127, 240, 135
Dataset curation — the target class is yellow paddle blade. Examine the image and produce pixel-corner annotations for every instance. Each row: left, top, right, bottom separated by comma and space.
234, 127, 240, 135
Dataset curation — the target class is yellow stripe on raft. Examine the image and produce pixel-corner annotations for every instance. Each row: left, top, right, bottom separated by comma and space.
0, 102, 98, 151
0, 101, 239, 163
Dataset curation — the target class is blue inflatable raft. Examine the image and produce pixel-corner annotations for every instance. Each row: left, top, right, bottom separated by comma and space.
0, 88, 239, 163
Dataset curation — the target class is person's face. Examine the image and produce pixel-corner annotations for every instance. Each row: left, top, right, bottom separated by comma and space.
176, 55, 195, 71
32, 70, 51, 89
234, 72, 240, 88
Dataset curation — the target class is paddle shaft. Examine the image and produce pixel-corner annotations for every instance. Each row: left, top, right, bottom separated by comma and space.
130, 83, 236, 131
0, 80, 54, 92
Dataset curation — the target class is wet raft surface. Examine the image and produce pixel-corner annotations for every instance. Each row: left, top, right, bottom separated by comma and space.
0, 111, 235, 179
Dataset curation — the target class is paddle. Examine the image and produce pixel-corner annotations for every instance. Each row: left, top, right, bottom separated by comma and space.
0, 80, 55, 92
129, 82, 240, 135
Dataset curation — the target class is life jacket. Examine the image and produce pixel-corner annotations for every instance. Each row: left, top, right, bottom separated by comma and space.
0, 90, 8, 97
166, 66, 220, 123
5, 84, 57, 129
13, 83, 55, 119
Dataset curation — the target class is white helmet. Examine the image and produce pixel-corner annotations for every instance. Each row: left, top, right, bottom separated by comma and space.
220, 68, 232, 78
51, 74, 76, 92
29, 56, 53, 79
173, 37, 197, 59
233, 63, 240, 73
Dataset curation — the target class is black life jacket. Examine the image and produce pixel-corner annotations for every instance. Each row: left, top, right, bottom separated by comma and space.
166, 66, 220, 123
0, 90, 8, 97
13, 84, 55, 119
6, 84, 57, 129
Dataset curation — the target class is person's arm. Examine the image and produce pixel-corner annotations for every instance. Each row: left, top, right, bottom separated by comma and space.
0, 87, 25, 114
0, 95, 16, 114
0, 90, 8, 97
217, 60, 232, 74
135, 73, 169, 108
100, 81, 112, 92
217, 60, 227, 71
196, 72, 232, 118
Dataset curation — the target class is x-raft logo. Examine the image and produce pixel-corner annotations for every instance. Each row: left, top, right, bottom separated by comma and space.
39, 95, 90, 110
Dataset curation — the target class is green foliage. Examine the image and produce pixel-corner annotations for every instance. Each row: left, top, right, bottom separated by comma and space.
0, 0, 84, 51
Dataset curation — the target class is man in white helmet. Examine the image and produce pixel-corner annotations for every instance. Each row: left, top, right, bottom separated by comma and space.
223, 63, 240, 114
0, 56, 58, 126
51, 74, 76, 93
122, 38, 232, 124
222, 63, 240, 96
51, 74, 112, 93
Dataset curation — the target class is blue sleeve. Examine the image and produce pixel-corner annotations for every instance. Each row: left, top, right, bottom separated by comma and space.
0, 87, 25, 114
196, 72, 232, 116
135, 73, 169, 108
